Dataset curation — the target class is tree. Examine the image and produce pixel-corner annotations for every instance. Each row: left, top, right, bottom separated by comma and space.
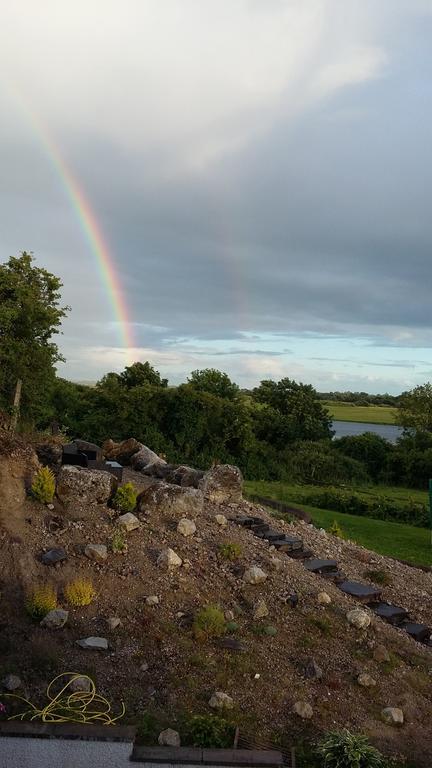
397, 382, 432, 433
0, 252, 69, 424
187, 369, 239, 400
333, 432, 391, 481
118, 361, 168, 389
252, 377, 332, 441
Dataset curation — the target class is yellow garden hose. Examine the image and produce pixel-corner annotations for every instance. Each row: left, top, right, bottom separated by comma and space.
2, 672, 125, 725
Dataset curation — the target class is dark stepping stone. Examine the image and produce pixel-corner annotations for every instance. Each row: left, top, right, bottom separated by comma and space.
369, 602, 409, 625
272, 536, 303, 552
303, 658, 323, 679
400, 621, 431, 643
41, 547, 67, 565
288, 548, 313, 560
232, 516, 263, 527
321, 570, 345, 581
256, 528, 282, 540
251, 523, 271, 535
337, 580, 382, 603
304, 558, 338, 574
218, 638, 247, 652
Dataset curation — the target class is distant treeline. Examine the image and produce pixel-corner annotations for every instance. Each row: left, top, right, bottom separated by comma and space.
316, 391, 401, 407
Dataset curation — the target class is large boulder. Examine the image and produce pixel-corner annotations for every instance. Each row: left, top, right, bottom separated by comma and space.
56, 465, 116, 506
164, 465, 204, 488
199, 464, 243, 503
137, 482, 204, 518
35, 442, 63, 470
102, 438, 142, 465
140, 461, 172, 478
130, 445, 166, 470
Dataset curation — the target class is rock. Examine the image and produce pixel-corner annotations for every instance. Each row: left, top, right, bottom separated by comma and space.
373, 644, 390, 663
208, 691, 234, 710
69, 676, 92, 693
253, 599, 269, 619
137, 483, 204, 519
381, 707, 404, 726
56, 465, 116, 506
106, 617, 121, 630
35, 442, 63, 470
215, 514, 227, 527
140, 462, 173, 478
199, 464, 243, 503
165, 465, 204, 488
346, 608, 371, 629
158, 728, 181, 747
358, 673, 376, 688
2, 674, 22, 691
157, 547, 182, 570
263, 625, 277, 636
103, 438, 142, 465
40, 609, 69, 629
73, 440, 103, 459
177, 518, 197, 537
318, 592, 331, 605
76, 637, 108, 650
84, 544, 108, 563
118, 512, 140, 531
218, 638, 247, 652
303, 659, 323, 680
225, 610, 235, 622
244, 566, 267, 585
146, 595, 159, 606
129, 444, 166, 470
293, 701, 313, 719
269, 556, 283, 572
41, 547, 67, 565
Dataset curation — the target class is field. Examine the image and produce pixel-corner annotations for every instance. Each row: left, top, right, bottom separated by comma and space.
245, 480, 432, 567
323, 400, 397, 424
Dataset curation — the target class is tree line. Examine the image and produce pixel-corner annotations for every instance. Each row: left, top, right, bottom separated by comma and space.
2, 252, 432, 489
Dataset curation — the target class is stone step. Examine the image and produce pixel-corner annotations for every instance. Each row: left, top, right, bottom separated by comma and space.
234, 516, 265, 528
251, 523, 271, 535
304, 558, 339, 574
287, 548, 314, 560
337, 580, 382, 603
400, 621, 431, 644
255, 528, 285, 541
368, 602, 409, 626
271, 536, 304, 552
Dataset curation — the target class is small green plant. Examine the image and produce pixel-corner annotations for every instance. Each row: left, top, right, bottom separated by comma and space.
136, 711, 160, 745
111, 482, 137, 513
193, 605, 226, 641
25, 583, 57, 619
182, 714, 235, 748
64, 577, 96, 607
218, 543, 242, 561
328, 519, 345, 538
31, 467, 55, 504
111, 527, 128, 554
309, 616, 333, 636
316, 729, 386, 767
364, 569, 391, 586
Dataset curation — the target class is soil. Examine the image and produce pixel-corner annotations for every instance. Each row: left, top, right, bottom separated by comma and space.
0, 445, 431, 766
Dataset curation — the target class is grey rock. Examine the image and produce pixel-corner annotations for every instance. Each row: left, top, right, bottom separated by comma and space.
158, 728, 181, 747
215, 514, 227, 527
137, 483, 204, 518
253, 599, 269, 619
244, 566, 267, 585
346, 608, 371, 629
2, 674, 22, 691
177, 518, 197, 537
118, 512, 140, 531
146, 595, 159, 606
303, 659, 323, 680
373, 644, 390, 663
381, 707, 404, 726
106, 617, 121, 630
41, 609, 69, 629
199, 464, 243, 504
57, 465, 116, 506
69, 676, 92, 693
84, 543, 108, 563
157, 547, 182, 569
41, 547, 67, 565
76, 636, 108, 650
317, 592, 331, 605
208, 691, 234, 710
358, 673, 376, 688
293, 701, 313, 719
103, 437, 142, 465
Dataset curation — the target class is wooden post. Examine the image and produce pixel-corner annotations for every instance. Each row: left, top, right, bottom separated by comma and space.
10, 378, 22, 433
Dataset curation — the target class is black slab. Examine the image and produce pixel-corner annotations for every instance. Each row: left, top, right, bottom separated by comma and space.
304, 558, 338, 574
255, 528, 282, 540
288, 548, 313, 560
400, 621, 431, 643
337, 580, 382, 603
272, 537, 304, 552
368, 602, 408, 625
251, 523, 271, 534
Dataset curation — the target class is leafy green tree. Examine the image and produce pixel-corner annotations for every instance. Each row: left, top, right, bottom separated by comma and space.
0, 252, 69, 424
397, 382, 432, 432
187, 368, 239, 400
252, 377, 332, 441
333, 432, 391, 481
118, 361, 168, 389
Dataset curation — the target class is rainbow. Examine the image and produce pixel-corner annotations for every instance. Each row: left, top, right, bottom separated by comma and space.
6, 85, 135, 361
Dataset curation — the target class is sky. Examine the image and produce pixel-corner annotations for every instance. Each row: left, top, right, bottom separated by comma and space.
1, 0, 432, 393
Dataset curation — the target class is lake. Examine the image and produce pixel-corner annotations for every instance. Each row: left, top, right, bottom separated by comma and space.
332, 420, 403, 443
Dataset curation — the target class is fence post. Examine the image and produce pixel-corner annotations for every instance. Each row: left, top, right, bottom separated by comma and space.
10, 379, 22, 434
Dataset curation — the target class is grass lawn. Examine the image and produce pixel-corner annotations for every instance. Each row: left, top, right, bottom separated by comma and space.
245, 480, 432, 567
323, 400, 397, 425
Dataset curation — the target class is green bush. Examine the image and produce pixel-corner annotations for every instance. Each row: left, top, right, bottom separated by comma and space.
136, 711, 160, 745
111, 527, 128, 554
25, 583, 57, 619
193, 605, 226, 641
329, 520, 345, 538
316, 729, 386, 767
111, 482, 137, 512
182, 714, 235, 748
218, 543, 242, 561
31, 466, 55, 504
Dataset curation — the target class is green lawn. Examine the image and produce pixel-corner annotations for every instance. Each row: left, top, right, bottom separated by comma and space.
245, 480, 432, 567
323, 400, 397, 425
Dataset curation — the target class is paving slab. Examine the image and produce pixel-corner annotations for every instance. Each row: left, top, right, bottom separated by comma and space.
337, 580, 382, 603
272, 537, 303, 552
369, 602, 409, 625
304, 558, 338, 574
400, 621, 431, 643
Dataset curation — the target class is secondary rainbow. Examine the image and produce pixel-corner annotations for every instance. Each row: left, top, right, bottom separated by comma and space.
8, 85, 135, 359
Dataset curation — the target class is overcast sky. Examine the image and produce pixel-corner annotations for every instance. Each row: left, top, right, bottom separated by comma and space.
1, 0, 431, 393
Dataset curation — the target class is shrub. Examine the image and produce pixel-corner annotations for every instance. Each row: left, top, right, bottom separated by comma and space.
136, 711, 160, 745
64, 578, 96, 607
111, 528, 128, 554
182, 714, 235, 748
25, 583, 57, 619
218, 543, 242, 561
193, 605, 226, 641
328, 520, 345, 538
364, 569, 391, 586
31, 466, 55, 504
316, 729, 386, 768
111, 482, 137, 512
